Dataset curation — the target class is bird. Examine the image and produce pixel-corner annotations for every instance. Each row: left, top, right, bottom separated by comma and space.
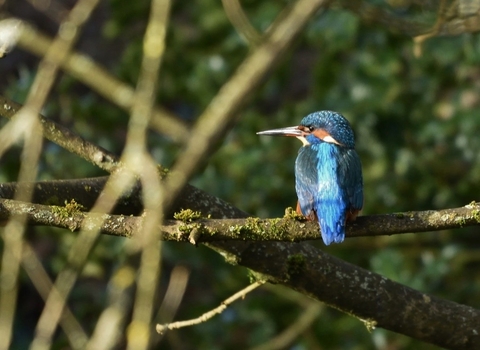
257, 110, 363, 245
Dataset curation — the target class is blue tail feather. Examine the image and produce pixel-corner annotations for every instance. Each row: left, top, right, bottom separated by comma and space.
317, 199, 347, 245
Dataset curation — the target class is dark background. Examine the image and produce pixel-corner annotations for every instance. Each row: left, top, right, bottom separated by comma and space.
2, 0, 480, 349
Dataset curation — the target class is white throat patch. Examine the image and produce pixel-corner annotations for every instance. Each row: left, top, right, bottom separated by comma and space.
296, 136, 310, 146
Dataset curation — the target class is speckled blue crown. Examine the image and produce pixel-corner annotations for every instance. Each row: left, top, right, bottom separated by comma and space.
300, 111, 355, 148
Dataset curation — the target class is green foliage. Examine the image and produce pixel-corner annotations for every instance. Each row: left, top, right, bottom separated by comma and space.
3, 1, 480, 349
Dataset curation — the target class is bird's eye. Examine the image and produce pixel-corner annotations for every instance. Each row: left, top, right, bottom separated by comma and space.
308, 126, 314, 132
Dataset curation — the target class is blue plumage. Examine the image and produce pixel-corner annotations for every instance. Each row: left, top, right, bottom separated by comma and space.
257, 111, 363, 245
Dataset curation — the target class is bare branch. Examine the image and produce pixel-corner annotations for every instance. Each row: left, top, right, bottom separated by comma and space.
125, 0, 172, 348
337, 0, 480, 41
22, 243, 88, 350
337, 0, 429, 36
0, 176, 249, 220
250, 302, 322, 350
230, 240, 480, 349
160, 204, 480, 242
156, 281, 265, 334
222, 0, 262, 45
0, 96, 120, 172
0, 19, 189, 143
1, 0, 101, 348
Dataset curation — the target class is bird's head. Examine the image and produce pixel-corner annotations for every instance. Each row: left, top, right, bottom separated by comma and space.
257, 111, 355, 149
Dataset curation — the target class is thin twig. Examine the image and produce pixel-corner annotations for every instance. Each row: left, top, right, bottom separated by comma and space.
0, 95, 120, 172
22, 243, 88, 350
151, 266, 190, 347
413, 0, 448, 57
85, 265, 136, 350
250, 302, 322, 350
222, 0, 262, 45
156, 281, 265, 334
124, 0, 171, 349
0, 117, 43, 350
1, 1, 101, 348
0, 18, 189, 143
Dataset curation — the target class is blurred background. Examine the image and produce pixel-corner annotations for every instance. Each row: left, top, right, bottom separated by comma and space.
1, 0, 480, 349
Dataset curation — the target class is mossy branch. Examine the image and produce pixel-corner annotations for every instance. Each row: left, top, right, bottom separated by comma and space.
1, 198, 479, 242
1, 196, 480, 348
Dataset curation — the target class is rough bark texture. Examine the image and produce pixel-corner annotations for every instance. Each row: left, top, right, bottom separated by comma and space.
236, 241, 480, 350
2, 178, 480, 348
1, 179, 479, 243
0, 177, 249, 219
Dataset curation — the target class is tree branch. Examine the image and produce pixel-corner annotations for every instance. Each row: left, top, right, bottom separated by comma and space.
0, 20, 189, 143
2, 3, 480, 347
221, 0, 262, 45
1, 196, 479, 242
156, 281, 265, 334
236, 240, 480, 349
2, 195, 479, 348
0, 96, 120, 173
250, 301, 322, 350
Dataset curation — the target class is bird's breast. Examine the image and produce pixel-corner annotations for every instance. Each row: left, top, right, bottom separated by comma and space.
296, 143, 343, 197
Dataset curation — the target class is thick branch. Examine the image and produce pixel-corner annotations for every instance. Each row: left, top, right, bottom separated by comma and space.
237, 240, 480, 349
2, 187, 480, 348
0, 177, 248, 219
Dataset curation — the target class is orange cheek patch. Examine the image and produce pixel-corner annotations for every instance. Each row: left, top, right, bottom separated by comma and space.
312, 128, 330, 139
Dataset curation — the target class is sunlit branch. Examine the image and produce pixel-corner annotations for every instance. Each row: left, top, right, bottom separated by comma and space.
151, 265, 190, 347
0, 19, 189, 143
1, 0, 101, 348
156, 281, 265, 334
251, 302, 322, 350
124, 0, 171, 348
221, 0, 262, 45
22, 243, 88, 350
85, 265, 136, 350
1, 198, 479, 242
0, 96, 120, 173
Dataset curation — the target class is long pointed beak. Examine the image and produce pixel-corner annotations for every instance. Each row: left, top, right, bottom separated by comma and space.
256, 126, 302, 137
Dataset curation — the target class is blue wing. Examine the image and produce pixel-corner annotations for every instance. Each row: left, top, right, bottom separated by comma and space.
295, 146, 318, 219
336, 148, 363, 212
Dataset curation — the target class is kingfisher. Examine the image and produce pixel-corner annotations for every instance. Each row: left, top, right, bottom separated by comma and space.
257, 111, 363, 245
